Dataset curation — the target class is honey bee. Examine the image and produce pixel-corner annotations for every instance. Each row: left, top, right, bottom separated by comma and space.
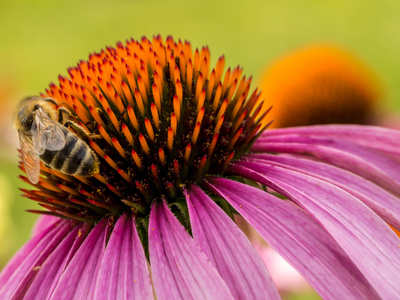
14, 96, 100, 184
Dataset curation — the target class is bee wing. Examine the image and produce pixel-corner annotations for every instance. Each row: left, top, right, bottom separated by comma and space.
32, 107, 66, 151
19, 133, 40, 184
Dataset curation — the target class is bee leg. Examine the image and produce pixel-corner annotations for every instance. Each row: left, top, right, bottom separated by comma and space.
64, 121, 101, 139
88, 134, 102, 140
58, 106, 73, 124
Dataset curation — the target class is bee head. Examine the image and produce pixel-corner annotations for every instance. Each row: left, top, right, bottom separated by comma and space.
14, 96, 57, 133
21, 114, 35, 134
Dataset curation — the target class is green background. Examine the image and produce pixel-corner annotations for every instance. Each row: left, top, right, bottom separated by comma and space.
2, 0, 400, 298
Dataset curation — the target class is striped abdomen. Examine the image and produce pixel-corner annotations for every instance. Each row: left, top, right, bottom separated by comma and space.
40, 126, 99, 176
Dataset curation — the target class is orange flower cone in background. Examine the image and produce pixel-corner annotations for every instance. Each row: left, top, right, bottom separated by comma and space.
258, 45, 381, 128
251, 45, 385, 296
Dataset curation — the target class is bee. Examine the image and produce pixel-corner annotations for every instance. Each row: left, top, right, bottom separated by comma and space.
14, 96, 100, 184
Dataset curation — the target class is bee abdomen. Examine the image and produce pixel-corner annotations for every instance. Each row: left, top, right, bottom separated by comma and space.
52, 135, 78, 170
41, 132, 99, 176
40, 132, 75, 169
65, 141, 98, 175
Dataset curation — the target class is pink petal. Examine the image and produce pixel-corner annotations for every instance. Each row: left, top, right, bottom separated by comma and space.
31, 215, 60, 236
254, 243, 311, 292
231, 161, 400, 299
185, 185, 279, 299
258, 125, 400, 156
149, 201, 234, 300
252, 134, 400, 194
205, 177, 378, 300
245, 153, 400, 229
25, 223, 91, 299
93, 214, 154, 300
51, 218, 109, 299
0, 219, 76, 299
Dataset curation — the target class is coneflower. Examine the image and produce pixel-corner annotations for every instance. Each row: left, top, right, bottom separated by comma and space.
258, 45, 380, 128
252, 45, 386, 296
1, 36, 400, 300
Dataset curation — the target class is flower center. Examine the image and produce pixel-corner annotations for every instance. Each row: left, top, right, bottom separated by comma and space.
258, 45, 379, 128
20, 36, 269, 224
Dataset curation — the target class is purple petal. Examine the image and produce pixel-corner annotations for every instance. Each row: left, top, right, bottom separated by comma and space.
24, 223, 91, 299
0, 219, 76, 299
245, 153, 400, 229
230, 161, 400, 299
0, 221, 58, 288
185, 185, 279, 299
205, 177, 378, 299
149, 201, 234, 300
258, 125, 400, 156
251, 134, 400, 194
93, 214, 154, 300
51, 218, 109, 299
31, 215, 60, 236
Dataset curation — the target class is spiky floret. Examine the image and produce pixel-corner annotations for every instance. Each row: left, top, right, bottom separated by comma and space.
19, 36, 269, 225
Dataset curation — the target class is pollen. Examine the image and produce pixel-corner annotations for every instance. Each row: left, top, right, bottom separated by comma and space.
27, 36, 270, 223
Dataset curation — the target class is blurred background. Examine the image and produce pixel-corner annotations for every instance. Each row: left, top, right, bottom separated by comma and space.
2, 0, 400, 298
